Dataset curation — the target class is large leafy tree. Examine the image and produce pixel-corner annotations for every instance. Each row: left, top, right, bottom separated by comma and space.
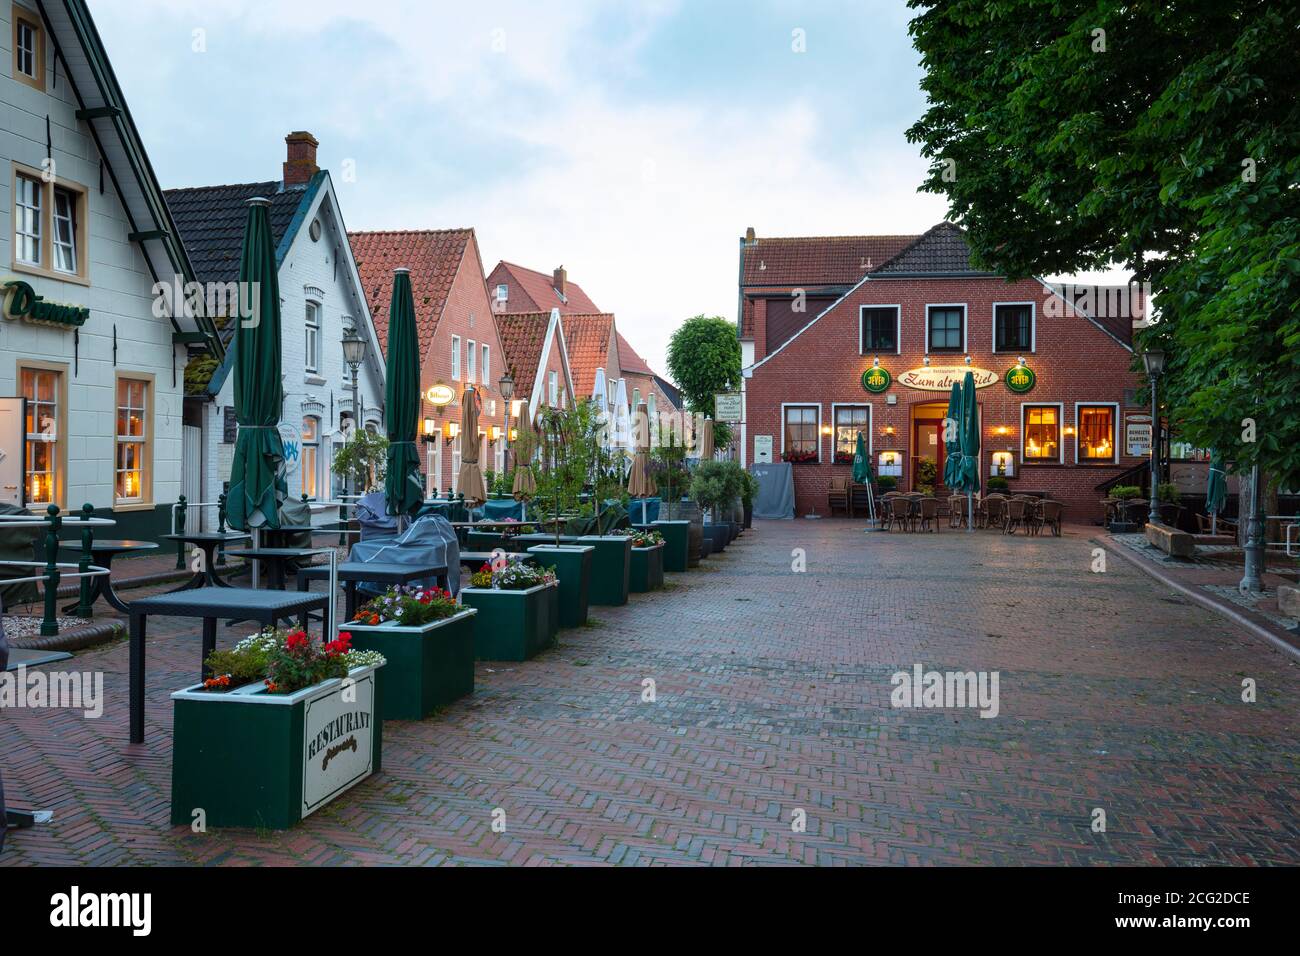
906, 0, 1300, 485
666, 315, 742, 449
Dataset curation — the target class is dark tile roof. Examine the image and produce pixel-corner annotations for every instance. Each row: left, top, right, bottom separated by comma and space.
740, 233, 918, 288
348, 229, 473, 355
653, 375, 682, 410
871, 221, 990, 275
164, 178, 315, 293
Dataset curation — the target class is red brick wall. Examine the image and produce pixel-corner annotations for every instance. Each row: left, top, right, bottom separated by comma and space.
537, 324, 572, 413
744, 276, 1143, 523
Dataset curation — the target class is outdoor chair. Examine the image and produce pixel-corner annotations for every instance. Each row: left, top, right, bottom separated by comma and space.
1004, 498, 1028, 535
1039, 500, 1063, 537
983, 495, 1006, 531
918, 497, 940, 533
947, 495, 966, 529
1026, 499, 1045, 536
1195, 512, 1237, 536
890, 495, 914, 532
879, 492, 898, 531
827, 477, 851, 518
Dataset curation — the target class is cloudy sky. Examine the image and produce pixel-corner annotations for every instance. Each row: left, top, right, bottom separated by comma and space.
93, 0, 954, 375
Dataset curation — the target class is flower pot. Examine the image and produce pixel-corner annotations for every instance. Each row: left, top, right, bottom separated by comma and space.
170, 664, 384, 830
527, 545, 593, 627
629, 543, 665, 593
703, 523, 728, 553
743, 502, 753, 529
650, 520, 689, 572
577, 535, 632, 606
465, 530, 508, 553
344, 610, 475, 720
674, 500, 705, 566
700, 530, 713, 558
460, 582, 557, 661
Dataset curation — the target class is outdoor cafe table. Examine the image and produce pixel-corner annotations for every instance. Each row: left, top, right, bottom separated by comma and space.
297, 560, 450, 620
127, 586, 329, 743
57, 539, 158, 614
159, 532, 250, 589
227, 548, 309, 590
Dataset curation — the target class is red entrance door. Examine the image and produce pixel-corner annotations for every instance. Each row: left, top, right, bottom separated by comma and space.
913, 417, 945, 492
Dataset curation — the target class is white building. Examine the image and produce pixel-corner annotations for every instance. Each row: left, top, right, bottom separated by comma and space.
0, 0, 221, 539
167, 133, 385, 525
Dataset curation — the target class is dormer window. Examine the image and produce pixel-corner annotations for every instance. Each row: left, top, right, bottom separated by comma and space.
495, 284, 508, 303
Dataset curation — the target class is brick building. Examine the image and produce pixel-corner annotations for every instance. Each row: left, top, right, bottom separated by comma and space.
495, 308, 575, 422
349, 228, 509, 495
740, 223, 1146, 520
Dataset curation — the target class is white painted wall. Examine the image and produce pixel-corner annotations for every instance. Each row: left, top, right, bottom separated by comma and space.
0, 0, 186, 516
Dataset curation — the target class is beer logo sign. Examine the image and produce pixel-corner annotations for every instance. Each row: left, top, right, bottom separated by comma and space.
425, 383, 455, 406
1004, 364, 1036, 394
861, 366, 892, 394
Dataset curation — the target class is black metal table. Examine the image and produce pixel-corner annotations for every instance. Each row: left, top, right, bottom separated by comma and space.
297, 561, 449, 621
159, 532, 251, 590
228, 548, 311, 590
128, 586, 329, 743
58, 539, 158, 614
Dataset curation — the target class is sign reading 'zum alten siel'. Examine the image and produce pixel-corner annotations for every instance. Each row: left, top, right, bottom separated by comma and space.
896, 365, 997, 391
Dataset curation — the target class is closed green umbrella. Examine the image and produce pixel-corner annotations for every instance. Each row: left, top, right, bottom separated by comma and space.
953, 371, 981, 533
1206, 450, 1227, 535
226, 197, 285, 531
384, 268, 423, 517
942, 380, 962, 491
851, 430, 871, 486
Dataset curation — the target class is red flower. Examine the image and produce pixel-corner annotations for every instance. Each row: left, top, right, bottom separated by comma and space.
325, 632, 353, 656
286, 630, 310, 651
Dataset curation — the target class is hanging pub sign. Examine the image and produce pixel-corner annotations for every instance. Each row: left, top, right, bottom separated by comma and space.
896, 365, 997, 391
861, 365, 892, 393
425, 383, 455, 407
1004, 363, 1036, 394
2, 280, 89, 329
714, 393, 743, 423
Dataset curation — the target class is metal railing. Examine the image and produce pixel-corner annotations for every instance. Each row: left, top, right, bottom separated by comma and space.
0, 506, 112, 637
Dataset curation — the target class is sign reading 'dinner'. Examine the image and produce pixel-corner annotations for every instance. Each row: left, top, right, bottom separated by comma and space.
302, 673, 376, 816
2, 280, 90, 329
896, 365, 997, 391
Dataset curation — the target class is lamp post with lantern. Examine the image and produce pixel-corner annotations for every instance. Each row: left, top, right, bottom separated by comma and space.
1140, 347, 1165, 527
341, 327, 367, 497
498, 371, 515, 479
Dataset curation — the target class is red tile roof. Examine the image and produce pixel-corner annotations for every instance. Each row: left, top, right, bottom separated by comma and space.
489, 261, 602, 314
348, 229, 473, 352
740, 234, 918, 288
495, 311, 553, 403
559, 313, 616, 399
615, 332, 654, 376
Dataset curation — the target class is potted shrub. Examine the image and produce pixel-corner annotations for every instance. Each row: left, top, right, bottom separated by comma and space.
877, 475, 898, 493
619, 528, 665, 593
741, 469, 758, 530
459, 560, 558, 661
652, 432, 695, 568
987, 476, 1010, 493
171, 628, 385, 830
916, 458, 938, 495
345, 585, 475, 720
691, 460, 732, 553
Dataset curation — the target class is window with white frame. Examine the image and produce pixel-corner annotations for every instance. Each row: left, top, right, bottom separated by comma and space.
451, 335, 461, 379
1077, 404, 1117, 462
481, 343, 490, 385
304, 301, 322, 372
495, 283, 508, 303
994, 303, 1033, 352
782, 405, 820, 463
467, 339, 477, 382
861, 306, 900, 353
14, 173, 41, 266
301, 416, 320, 498
21, 367, 60, 505
927, 305, 965, 352
1022, 405, 1061, 463
52, 187, 78, 274
115, 378, 149, 503
833, 405, 870, 464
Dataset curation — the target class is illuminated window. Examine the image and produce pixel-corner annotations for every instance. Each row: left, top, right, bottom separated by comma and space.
783, 405, 819, 462
1022, 405, 1060, 462
115, 378, 149, 503
22, 367, 60, 505
833, 405, 869, 464
301, 416, 320, 498
1077, 405, 1116, 462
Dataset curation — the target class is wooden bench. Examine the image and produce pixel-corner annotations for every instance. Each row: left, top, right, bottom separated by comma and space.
1145, 521, 1196, 558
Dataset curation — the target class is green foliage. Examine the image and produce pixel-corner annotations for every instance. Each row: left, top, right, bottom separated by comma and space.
986, 476, 1010, 492
740, 468, 760, 507
332, 430, 389, 492
916, 459, 937, 495
905, 0, 1300, 486
690, 460, 744, 515
652, 431, 690, 518
536, 400, 602, 543
877, 475, 898, 493
1111, 485, 1143, 500
1158, 482, 1181, 503
666, 315, 741, 448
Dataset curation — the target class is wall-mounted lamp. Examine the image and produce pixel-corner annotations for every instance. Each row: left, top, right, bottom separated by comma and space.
992, 425, 1011, 436
490, 425, 503, 442
509, 428, 519, 442
964, 355, 972, 365
443, 421, 460, 444
884, 425, 896, 436
820, 424, 833, 436
872, 356, 881, 368
1063, 425, 1076, 437
421, 417, 438, 444
923, 356, 931, 366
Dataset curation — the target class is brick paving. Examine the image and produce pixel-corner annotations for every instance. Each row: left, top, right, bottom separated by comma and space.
3, 520, 1298, 866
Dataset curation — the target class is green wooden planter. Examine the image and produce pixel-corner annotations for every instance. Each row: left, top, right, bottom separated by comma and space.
460, 583, 556, 661
652, 520, 689, 572
628, 544, 664, 592
343, 610, 475, 720
170, 664, 384, 830
527, 544, 593, 627
577, 535, 632, 606
465, 530, 507, 552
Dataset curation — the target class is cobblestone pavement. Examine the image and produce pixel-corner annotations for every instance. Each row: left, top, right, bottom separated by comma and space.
3, 520, 1298, 866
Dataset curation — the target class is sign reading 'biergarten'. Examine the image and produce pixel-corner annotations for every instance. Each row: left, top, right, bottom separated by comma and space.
896, 365, 997, 391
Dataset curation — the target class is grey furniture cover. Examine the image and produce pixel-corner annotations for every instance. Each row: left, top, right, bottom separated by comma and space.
354, 491, 399, 542
750, 463, 795, 520
347, 514, 462, 596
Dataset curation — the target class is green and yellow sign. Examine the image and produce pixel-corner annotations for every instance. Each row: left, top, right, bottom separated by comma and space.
1004, 363, 1036, 394
2, 280, 89, 330
861, 365, 892, 394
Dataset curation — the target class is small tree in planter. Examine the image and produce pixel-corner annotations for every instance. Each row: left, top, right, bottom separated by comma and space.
532, 404, 598, 622
332, 429, 389, 493
691, 460, 735, 552
171, 628, 386, 829
460, 560, 559, 661
346, 585, 475, 719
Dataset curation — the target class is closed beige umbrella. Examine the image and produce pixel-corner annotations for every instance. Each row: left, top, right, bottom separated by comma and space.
457, 386, 487, 505
627, 402, 656, 500
511, 415, 538, 501
698, 417, 715, 461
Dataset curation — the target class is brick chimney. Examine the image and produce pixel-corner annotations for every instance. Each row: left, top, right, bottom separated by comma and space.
553, 266, 567, 298
283, 131, 320, 186
745, 226, 755, 243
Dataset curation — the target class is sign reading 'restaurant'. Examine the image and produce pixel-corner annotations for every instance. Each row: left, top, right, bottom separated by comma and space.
302, 673, 376, 816
896, 366, 997, 391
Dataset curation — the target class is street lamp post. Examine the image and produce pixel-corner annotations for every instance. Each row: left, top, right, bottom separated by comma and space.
1141, 347, 1165, 527
341, 328, 367, 498
498, 372, 515, 479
